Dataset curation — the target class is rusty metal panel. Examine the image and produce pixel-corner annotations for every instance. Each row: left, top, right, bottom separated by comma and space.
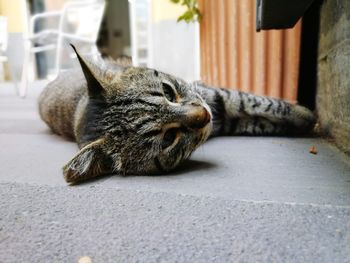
199, 0, 301, 102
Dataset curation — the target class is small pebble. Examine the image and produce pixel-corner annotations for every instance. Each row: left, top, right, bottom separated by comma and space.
309, 146, 318, 154
78, 256, 92, 263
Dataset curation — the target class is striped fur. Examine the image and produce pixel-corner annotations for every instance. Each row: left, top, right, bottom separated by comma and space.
194, 84, 315, 136
38, 47, 315, 184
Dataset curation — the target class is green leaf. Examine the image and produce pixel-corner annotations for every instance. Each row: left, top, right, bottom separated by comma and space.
170, 0, 201, 23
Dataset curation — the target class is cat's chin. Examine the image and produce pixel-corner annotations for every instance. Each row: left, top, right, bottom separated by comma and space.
199, 121, 213, 145
201, 102, 213, 142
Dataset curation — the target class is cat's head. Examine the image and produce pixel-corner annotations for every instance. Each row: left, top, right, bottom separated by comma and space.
63, 46, 212, 183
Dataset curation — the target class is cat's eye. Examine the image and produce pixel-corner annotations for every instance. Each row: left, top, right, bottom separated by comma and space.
162, 128, 178, 149
162, 82, 176, 102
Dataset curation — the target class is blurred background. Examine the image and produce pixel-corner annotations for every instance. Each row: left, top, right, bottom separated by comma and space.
0, 0, 200, 97
0, 0, 309, 102
0, 0, 301, 102
0, 0, 316, 104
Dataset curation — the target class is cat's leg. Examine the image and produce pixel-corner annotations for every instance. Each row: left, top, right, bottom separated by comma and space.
227, 116, 293, 136
232, 90, 314, 129
194, 83, 315, 136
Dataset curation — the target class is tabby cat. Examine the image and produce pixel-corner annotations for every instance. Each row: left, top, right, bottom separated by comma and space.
38, 45, 315, 184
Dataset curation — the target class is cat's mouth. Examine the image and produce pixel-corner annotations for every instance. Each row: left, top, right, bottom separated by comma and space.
199, 119, 213, 145
191, 107, 213, 148
201, 103, 213, 141
189, 103, 212, 146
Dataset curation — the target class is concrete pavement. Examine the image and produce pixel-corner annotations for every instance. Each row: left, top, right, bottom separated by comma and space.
1, 82, 350, 262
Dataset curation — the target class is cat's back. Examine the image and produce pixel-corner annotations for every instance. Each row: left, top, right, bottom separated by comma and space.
38, 69, 87, 140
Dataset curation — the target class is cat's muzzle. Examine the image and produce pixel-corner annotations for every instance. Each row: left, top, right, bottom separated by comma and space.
183, 105, 211, 130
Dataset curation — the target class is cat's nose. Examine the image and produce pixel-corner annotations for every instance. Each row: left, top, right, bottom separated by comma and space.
183, 105, 211, 129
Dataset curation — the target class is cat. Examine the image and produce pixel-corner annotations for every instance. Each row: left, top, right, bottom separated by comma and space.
38, 45, 315, 184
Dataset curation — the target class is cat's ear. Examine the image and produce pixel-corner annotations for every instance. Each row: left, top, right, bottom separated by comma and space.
63, 138, 114, 184
70, 44, 105, 99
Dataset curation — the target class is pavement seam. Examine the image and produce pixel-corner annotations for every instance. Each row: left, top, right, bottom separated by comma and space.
1, 181, 350, 210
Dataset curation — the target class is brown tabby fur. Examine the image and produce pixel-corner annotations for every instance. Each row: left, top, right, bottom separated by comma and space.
38, 45, 315, 184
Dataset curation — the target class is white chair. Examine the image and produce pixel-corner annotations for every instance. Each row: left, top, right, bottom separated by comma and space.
129, 0, 153, 67
20, 0, 106, 98
0, 16, 8, 75
0, 16, 17, 89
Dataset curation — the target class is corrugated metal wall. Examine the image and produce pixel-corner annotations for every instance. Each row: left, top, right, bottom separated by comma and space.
199, 0, 302, 102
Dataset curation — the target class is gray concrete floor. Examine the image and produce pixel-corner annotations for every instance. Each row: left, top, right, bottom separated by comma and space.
1, 82, 350, 263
